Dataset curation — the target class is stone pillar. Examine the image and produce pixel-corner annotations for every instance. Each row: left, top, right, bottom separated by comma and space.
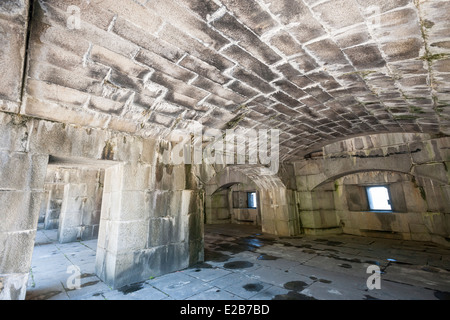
0, 0, 37, 299
42, 167, 68, 230
95, 161, 203, 289
0, 151, 48, 300
95, 163, 146, 288
79, 168, 104, 241
43, 184, 64, 230
58, 183, 88, 243
38, 189, 49, 224
259, 188, 299, 236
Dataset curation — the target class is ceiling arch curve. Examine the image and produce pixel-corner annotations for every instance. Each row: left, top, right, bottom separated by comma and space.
6, 0, 447, 164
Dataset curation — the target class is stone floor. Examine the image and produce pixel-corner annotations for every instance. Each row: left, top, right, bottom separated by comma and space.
26, 223, 450, 300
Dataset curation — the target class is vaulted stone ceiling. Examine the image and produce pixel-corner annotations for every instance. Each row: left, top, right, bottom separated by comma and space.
2, 0, 449, 161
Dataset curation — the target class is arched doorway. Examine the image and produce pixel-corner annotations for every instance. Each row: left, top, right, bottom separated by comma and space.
204, 164, 300, 237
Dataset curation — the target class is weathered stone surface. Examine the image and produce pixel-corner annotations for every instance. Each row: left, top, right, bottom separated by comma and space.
158, 23, 233, 72
180, 0, 221, 20
269, 30, 304, 57
232, 67, 275, 94
0, 0, 29, 19
0, 14, 28, 112
293, 133, 450, 243
221, 45, 278, 82
335, 26, 372, 49
1, 0, 450, 301
212, 13, 282, 65
179, 55, 230, 85
146, 0, 229, 51
355, 0, 411, 14
0, 23, 24, 90
0, 191, 43, 233
112, 18, 183, 63
0, 273, 28, 300
381, 37, 424, 62
4, 0, 445, 158
343, 44, 386, 70
226, 80, 259, 99
220, 0, 278, 36
311, 0, 365, 30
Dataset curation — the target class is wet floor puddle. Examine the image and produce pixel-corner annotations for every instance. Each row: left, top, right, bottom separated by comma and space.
204, 248, 231, 262
272, 281, 316, 300
273, 291, 317, 300
257, 254, 278, 260
243, 283, 264, 292
284, 281, 308, 291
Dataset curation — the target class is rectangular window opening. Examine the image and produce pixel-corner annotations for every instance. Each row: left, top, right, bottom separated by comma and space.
247, 192, 257, 209
366, 186, 392, 211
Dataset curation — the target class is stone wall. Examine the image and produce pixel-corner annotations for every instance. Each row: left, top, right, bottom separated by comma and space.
0, 111, 204, 297
290, 133, 450, 245
42, 177, 63, 230
52, 166, 105, 243
0, 0, 29, 114
209, 188, 232, 224
333, 171, 432, 241
40, 166, 105, 239
96, 160, 204, 289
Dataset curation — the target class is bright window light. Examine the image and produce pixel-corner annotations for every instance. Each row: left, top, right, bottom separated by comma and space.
248, 192, 257, 209
366, 186, 392, 211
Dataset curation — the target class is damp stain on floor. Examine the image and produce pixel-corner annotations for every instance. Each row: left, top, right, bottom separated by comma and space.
283, 281, 308, 292
363, 294, 380, 300
26, 290, 62, 300
192, 262, 214, 271
204, 248, 230, 262
257, 254, 278, 260
273, 291, 317, 300
434, 291, 450, 300
243, 283, 264, 292
270, 280, 319, 300
310, 276, 333, 284
118, 282, 144, 295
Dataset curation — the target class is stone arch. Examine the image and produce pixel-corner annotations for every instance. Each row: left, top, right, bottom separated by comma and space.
204, 164, 300, 236
305, 154, 448, 192
295, 132, 449, 192
293, 132, 450, 244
